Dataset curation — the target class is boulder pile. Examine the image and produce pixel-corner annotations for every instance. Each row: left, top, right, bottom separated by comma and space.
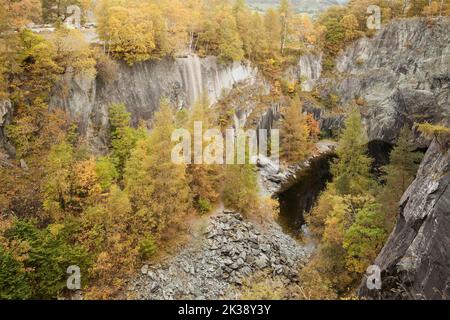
129, 211, 312, 300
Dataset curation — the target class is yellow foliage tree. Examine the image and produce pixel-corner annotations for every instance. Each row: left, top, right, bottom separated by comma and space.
187, 98, 221, 213
97, 1, 169, 65
280, 97, 315, 164
340, 14, 360, 42
125, 99, 191, 236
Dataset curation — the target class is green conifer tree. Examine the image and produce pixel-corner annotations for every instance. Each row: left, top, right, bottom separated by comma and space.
378, 126, 422, 230
331, 108, 373, 196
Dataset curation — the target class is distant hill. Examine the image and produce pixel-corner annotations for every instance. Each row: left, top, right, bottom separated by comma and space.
246, 0, 348, 15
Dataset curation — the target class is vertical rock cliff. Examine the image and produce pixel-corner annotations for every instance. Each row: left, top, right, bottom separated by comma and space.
319, 17, 450, 299
328, 18, 449, 143
0, 99, 13, 156
359, 140, 450, 299
308, 18, 450, 299
284, 52, 323, 92
49, 54, 257, 150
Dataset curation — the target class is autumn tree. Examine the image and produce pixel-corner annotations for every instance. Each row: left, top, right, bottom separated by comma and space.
149, 0, 207, 55
422, 1, 441, 16
2, 0, 42, 29
68, 158, 102, 212
309, 194, 385, 293
43, 141, 74, 219
315, 5, 347, 70
186, 97, 221, 213
295, 262, 338, 300
304, 108, 383, 295
312, 194, 356, 292
292, 14, 324, 47
279, 0, 291, 54
49, 28, 97, 77
199, 5, 244, 62
340, 14, 360, 42
43, 141, 103, 218
307, 186, 337, 237
184, 0, 205, 52
108, 103, 144, 176
407, 0, 431, 16
79, 185, 144, 299
124, 99, 191, 236
1, 28, 74, 223
246, 12, 270, 62
222, 133, 259, 216
6, 30, 64, 158
233, 0, 251, 50
222, 163, 259, 216
280, 97, 315, 164
264, 8, 281, 55
97, 1, 170, 65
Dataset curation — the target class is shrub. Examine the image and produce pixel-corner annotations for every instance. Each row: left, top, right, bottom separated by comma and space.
295, 263, 337, 300
3, 220, 91, 299
95, 157, 119, 191
416, 122, 450, 148
240, 272, 285, 300
0, 246, 32, 300
138, 235, 157, 260
197, 198, 212, 215
322, 56, 336, 72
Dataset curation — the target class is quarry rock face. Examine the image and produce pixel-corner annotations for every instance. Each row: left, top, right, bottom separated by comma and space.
0, 100, 11, 138
309, 18, 450, 299
0, 99, 14, 156
285, 52, 323, 92
0, 100, 11, 127
359, 140, 450, 299
323, 18, 450, 144
129, 211, 312, 300
49, 54, 257, 151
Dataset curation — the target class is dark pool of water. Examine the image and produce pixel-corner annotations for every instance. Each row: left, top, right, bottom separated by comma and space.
277, 140, 400, 237
277, 153, 336, 237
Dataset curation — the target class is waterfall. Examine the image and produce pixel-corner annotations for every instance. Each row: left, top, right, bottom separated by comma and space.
48, 54, 258, 151
178, 55, 203, 107
177, 56, 256, 107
